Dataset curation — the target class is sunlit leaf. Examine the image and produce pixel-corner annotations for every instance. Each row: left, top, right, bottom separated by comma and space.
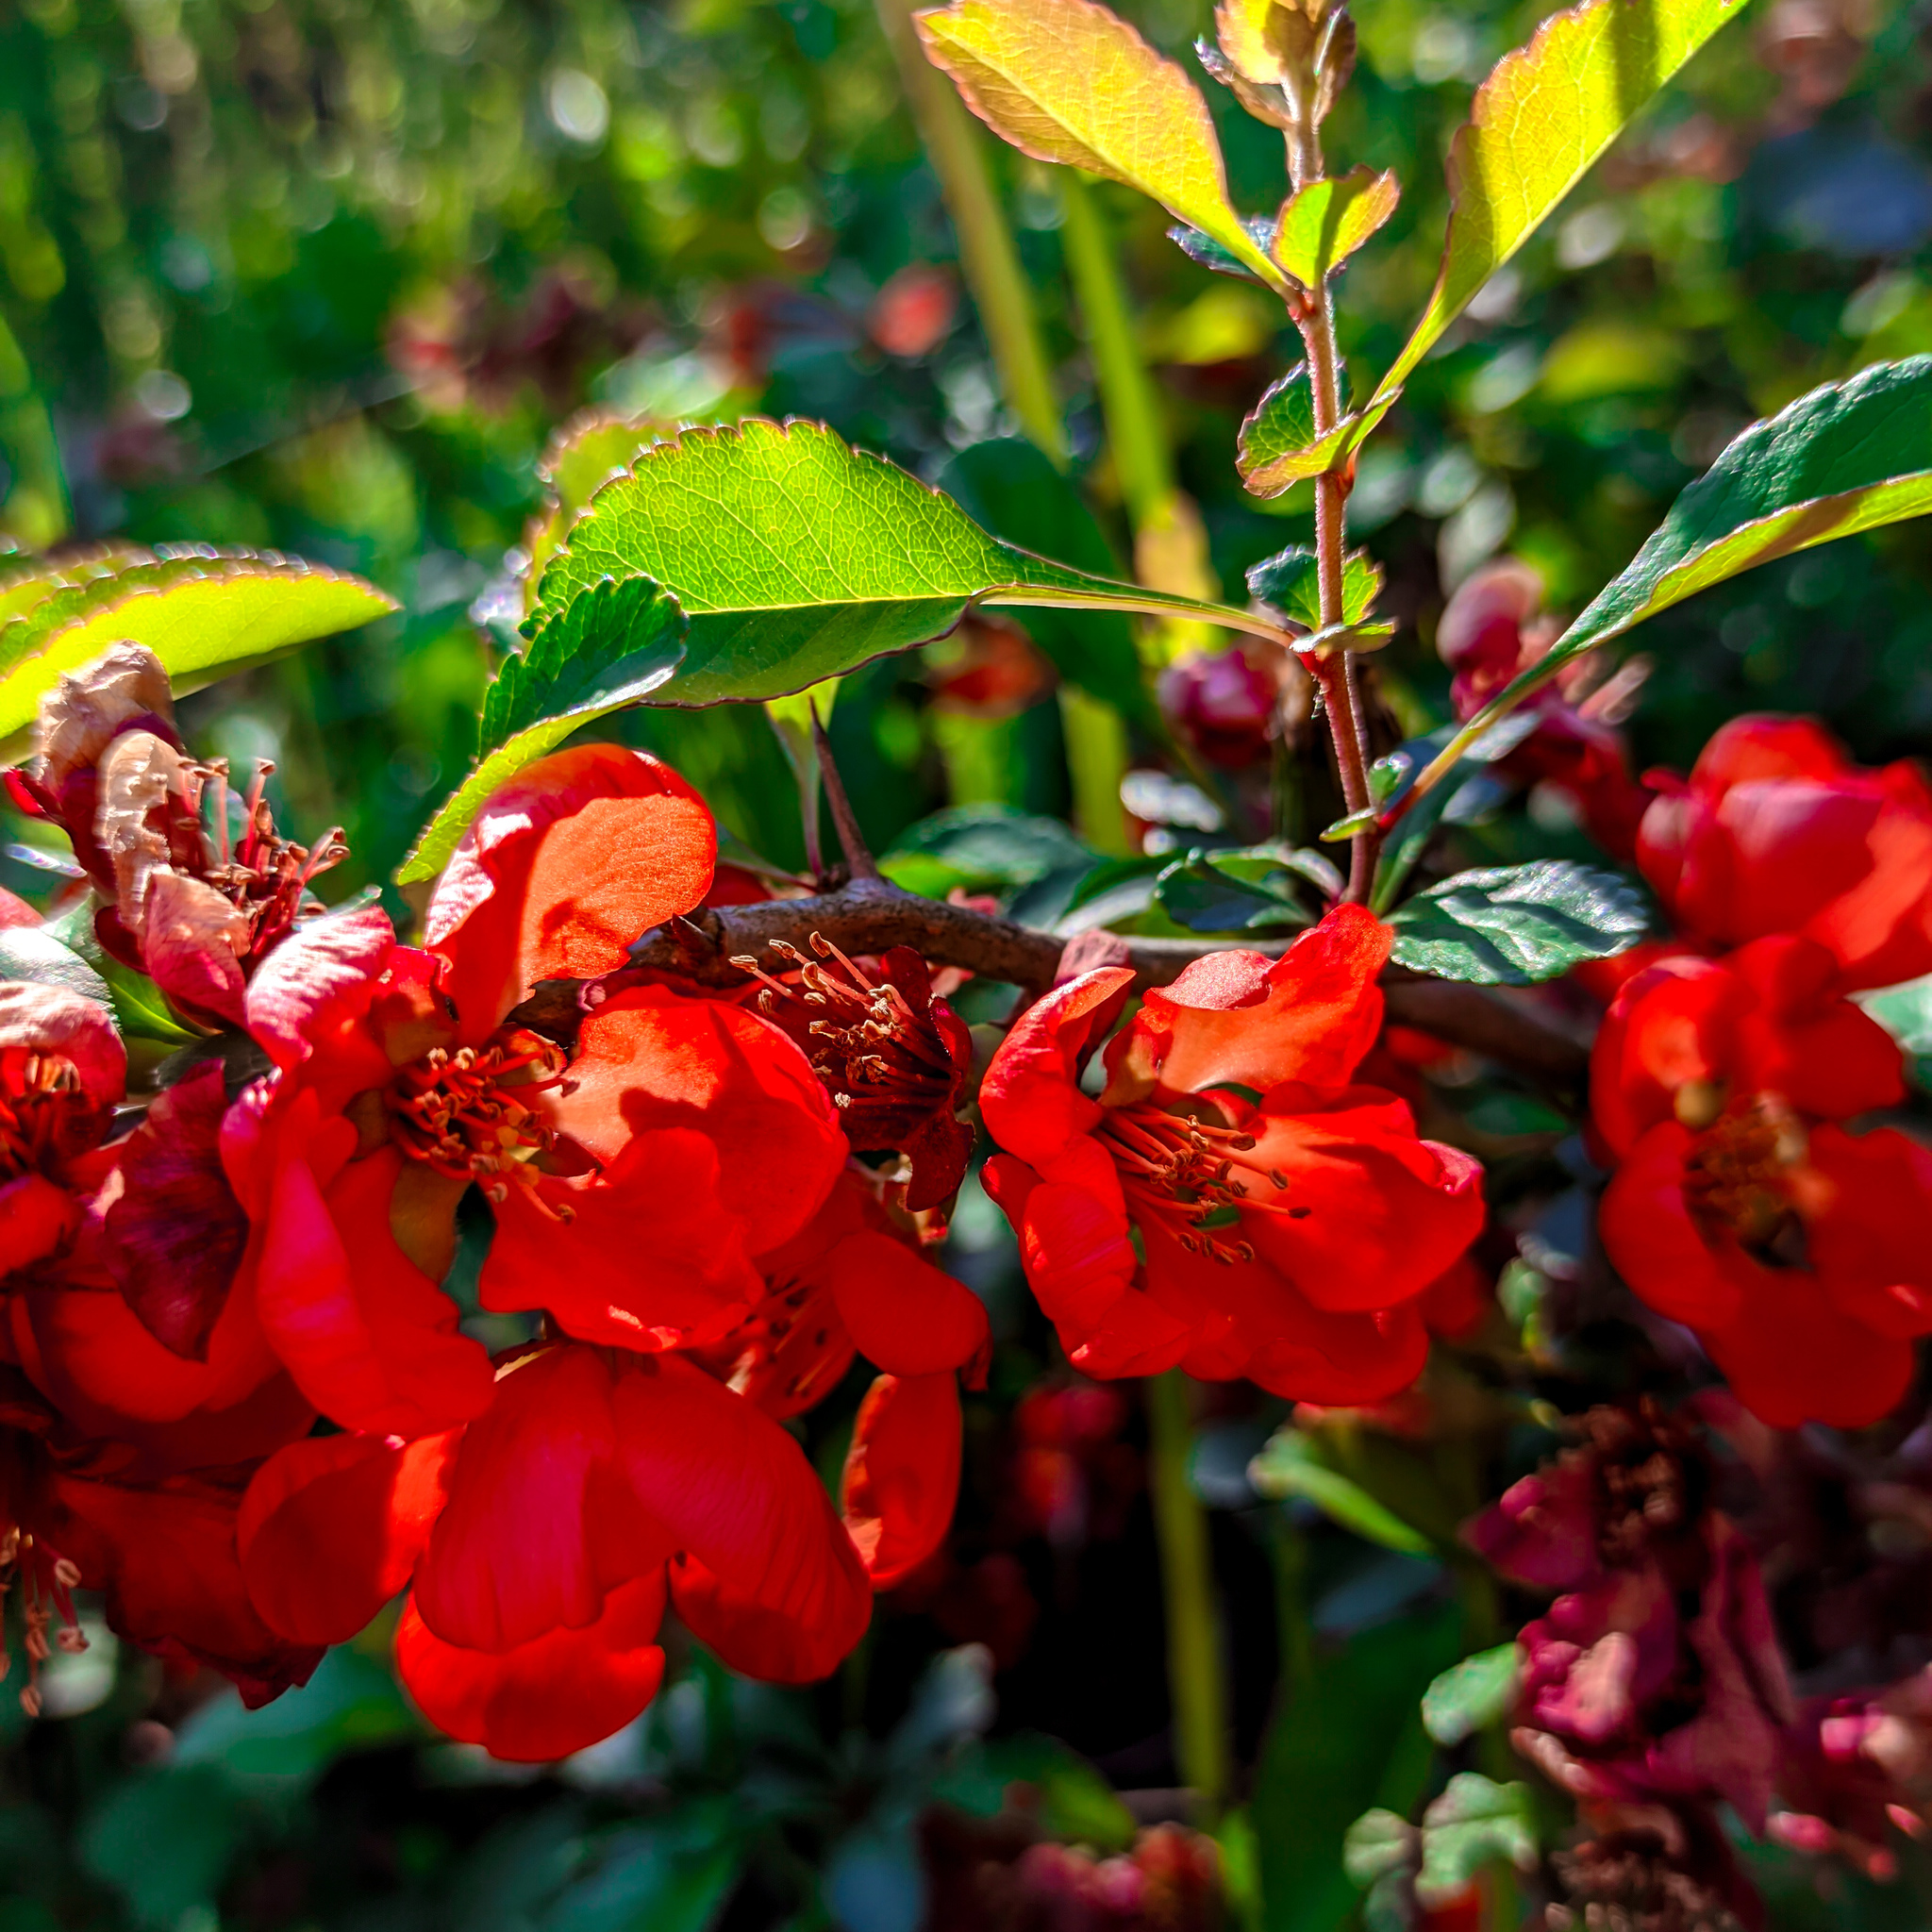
1247, 543, 1383, 628
397, 575, 688, 884
916, 0, 1284, 287
1249, 1428, 1435, 1555
1387, 859, 1649, 984
0, 542, 151, 625
1420, 1643, 1521, 1747
1415, 1775, 1538, 1907
1155, 848, 1314, 933
0, 550, 396, 747
1410, 358, 1932, 800
1239, 383, 1400, 497
521, 408, 674, 611
0, 925, 112, 1008
534, 419, 1277, 707
1372, 0, 1748, 406
1168, 214, 1279, 282
1273, 167, 1400, 286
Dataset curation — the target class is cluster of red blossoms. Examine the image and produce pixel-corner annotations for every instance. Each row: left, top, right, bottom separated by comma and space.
1591, 715, 1932, 1427
0, 646, 990, 1757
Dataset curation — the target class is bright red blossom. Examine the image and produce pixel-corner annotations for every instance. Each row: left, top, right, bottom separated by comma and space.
979, 907, 1484, 1400
1592, 936, 1930, 1427
1637, 714, 1932, 991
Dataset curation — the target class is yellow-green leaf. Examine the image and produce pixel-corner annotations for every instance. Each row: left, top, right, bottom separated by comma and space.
1238, 390, 1400, 497
0, 553, 396, 748
1372, 0, 1747, 406
1273, 166, 1400, 286
918, 0, 1284, 288
521, 409, 674, 613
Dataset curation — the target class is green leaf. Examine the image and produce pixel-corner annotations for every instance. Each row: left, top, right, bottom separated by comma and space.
79, 1767, 242, 1930
1273, 167, 1400, 286
937, 436, 1157, 731
1421, 1643, 1522, 1747
0, 926, 111, 1008
1168, 215, 1278, 283
396, 575, 688, 884
1465, 358, 1932, 744
544, 1828, 740, 1932
1372, 0, 1749, 408
1253, 1599, 1465, 1932
881, 805, 1095, 900
0, 541, 152, 625
1247, 544, 1383, 628
0, 549, 397, 747
935, 1734, 1138, 1852
1249, 1429, 1435, 1556
534, 419, 1276, 707
916, 0, 1288, 289
1415, 1775, 1538, 1907
1342, 1809, 1416, 1890
522, 409, 673, 609
1156, 848, 1314, 934
1386, 859, 1650, 985
41, 899, 203, 1042
1239, 384, 1401, 499
1857, 974, 1932, 1053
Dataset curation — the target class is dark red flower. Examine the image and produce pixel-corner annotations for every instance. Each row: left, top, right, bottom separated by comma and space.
7, 643, 345, 1024
1591, 937, 1930, 1427
1771, 1668, 1932, 1881
1468, 1407, 1793, 1832
1637, 715, 1932, 991
741, 940, 975, 1211
238, 1343, 872, 1759
979, 907, 1484, 1399
1158, 642, 1281, 770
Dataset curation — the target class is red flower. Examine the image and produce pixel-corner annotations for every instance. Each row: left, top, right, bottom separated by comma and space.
238, 1343, 872, 1760
0, 984, 304, 1468
741, 941, 975, 1211
1158, 643, 1280, 770
978, 907, 1484, 1400
1637, 714, 1932, 991
0, 1375, 319, 1712
221, 743, 847, 1436
1592, 937, 1931, 1427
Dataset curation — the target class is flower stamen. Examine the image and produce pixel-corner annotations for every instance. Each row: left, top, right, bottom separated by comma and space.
389, 1030, 573, 1216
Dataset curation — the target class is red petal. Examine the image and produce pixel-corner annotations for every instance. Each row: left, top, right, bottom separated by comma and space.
0, 981, 125, 1102
240, 1430, 458, 1645
424, 745, 715, 1037
414, 1346, 673, 1653
841, 1372, 962, 1588
251, 1098, 491, 1438
1132, 906, 1390, 1101
1807, 1124, 1932, 1339
0, 1174, 77, 1277
50, 1469, 323, 1707
104, 1064, 246, 1360
1598, 1124, 1746, 1330
396, 1576, 667, 1762
613, 1355, 872, 1681
242, 906, 403, 1098
828, 1230, 990, 1376
1704, 1271, 1914, 1430
979, 968, 1135, 1171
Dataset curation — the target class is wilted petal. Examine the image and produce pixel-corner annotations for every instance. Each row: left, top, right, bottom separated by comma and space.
142, 872, 249, 1024
35, 641, 176, 793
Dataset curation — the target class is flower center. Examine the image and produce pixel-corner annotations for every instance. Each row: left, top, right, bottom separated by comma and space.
389, 1031, 567, 1204
195, 760, 348, 962
690, 1274, 852, 1421
1096, 1102, 1305, 1265
736, 937, 959, 1145
0, 1054, 108, 1184
1682, 1096, 1807, 1263
0, 1526, 87, 1719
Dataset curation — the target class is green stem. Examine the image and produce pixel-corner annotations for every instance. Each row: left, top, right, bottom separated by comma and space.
1057, 173, 1172, 526
1146, 1370, 1231, 1822
874, 0, 1067, 467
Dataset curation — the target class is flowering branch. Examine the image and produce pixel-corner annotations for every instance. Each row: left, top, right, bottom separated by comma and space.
547, 877, 1589, 1080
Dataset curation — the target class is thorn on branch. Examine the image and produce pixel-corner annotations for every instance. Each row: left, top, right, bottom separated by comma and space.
812, 704, 880, 883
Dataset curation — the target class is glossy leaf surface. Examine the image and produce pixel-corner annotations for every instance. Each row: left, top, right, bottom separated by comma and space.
1387, 859, 1649, 984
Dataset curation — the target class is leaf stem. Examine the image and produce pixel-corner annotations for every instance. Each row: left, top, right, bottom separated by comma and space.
874, 0, 1068, 466
1146, 1369, 1230, 1824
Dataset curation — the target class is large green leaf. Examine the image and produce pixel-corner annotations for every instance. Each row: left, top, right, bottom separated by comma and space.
533, 419, 1277, 705
916, 0, 1286, 288
1387, 859, 1649, 984
0, 548, 396, 746
1372, 0, 1748, 408
0, 542, 151, 625
397, 575, 688, 883
521, 409, 673, 611
1253, 1599, 1465, 1932
937, 436, 1156, 730
1408, 358, 1932, 801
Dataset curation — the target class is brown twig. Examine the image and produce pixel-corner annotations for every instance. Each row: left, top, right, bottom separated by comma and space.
509, 877, 1591, 1082
812, 704, 879, 882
